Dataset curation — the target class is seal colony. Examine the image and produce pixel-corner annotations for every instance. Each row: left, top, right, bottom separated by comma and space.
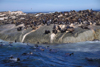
0, 9, 100, 44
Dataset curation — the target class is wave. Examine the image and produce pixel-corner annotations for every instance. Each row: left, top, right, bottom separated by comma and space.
1, 39, 100, 52
49, 41, 100, 52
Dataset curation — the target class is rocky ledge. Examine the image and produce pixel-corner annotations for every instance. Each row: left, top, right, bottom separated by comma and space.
0, 24, 100, 44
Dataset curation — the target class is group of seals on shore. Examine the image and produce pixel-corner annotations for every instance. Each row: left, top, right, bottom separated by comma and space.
13, 9, 99, 36
0, 9, 100, 43
1, 9, 100, 33
52, 24, 74, 34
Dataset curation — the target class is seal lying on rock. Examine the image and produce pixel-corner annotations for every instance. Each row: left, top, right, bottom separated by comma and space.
81, 25, 89, 29
44, 30, 50, 34
15, 22, 22, 26
52, 29, 57, 34
32, 26, 37, 30
17, 26, 23, 31
67, 27, 74, 33
61, 28, 67, 33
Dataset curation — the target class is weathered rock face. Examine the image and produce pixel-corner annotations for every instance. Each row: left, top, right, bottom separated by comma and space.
0, 24, 100, 44
94, 29, 100, 40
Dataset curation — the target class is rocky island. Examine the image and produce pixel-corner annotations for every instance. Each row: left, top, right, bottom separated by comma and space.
0, 9, 100, 44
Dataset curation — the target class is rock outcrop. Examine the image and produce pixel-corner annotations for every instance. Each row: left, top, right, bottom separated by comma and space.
0, 24, 100, 44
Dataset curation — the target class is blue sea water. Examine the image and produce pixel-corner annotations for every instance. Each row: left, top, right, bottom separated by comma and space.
24, 9, 100, 14
0, 40, 100, 67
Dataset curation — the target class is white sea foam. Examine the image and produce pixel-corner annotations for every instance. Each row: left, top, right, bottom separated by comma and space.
9, 58, 18, 62
50, 41, 100, 52
77, 40, 100, 44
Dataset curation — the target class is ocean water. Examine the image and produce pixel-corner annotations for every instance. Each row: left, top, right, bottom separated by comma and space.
24, 9, 100, 14
0, 40, 100, 67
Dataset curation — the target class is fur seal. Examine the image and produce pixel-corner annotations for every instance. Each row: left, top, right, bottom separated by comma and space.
52, 29, 57, 34
49, 49, 57, 53
9, 56, 20, 62
65, 53, 74, 56
0, 42, 3, 46
67, 27, 74, 33
44, 30, 50, 34
17, 26, 23, 31
81, 24, 89, 29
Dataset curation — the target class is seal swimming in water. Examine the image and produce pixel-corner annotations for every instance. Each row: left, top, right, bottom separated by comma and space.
65, 53, 74, 56
49, 49, 57, 53
9, 56, 20, 62
0, 42, 3, 46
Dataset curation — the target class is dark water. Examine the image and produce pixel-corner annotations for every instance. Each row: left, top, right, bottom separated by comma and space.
24, 9, 100, 14
0, 40, 100, 67
25, 11, 55, 14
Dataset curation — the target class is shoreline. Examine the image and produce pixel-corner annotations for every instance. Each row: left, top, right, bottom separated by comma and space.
0, 38, 100, 45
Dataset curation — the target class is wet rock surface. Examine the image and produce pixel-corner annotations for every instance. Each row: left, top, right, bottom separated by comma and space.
0, 24, 100, 44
